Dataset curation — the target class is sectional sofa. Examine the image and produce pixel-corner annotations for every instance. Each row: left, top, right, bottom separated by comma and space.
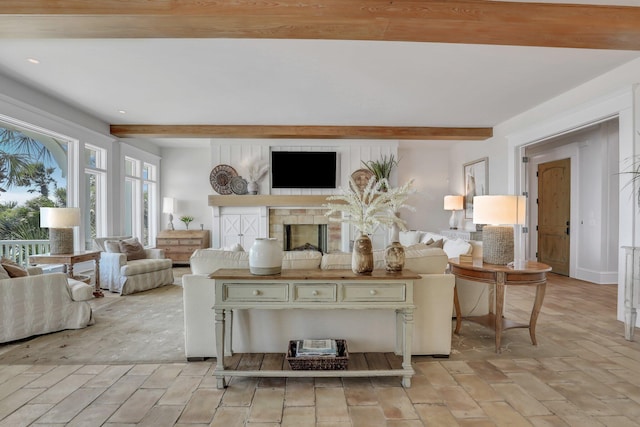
399, 230, 489, 319
182, 245, 457, 360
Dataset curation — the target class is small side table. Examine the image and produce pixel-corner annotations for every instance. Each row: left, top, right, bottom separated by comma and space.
449, 258, 551, 353
29, 250, 103, 298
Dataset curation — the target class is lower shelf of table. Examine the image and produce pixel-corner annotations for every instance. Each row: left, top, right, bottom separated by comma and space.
213, 351, 414, 387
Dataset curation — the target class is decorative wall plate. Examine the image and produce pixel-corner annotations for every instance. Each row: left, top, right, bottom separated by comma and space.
230, 176, 248, 195
350, 168, 374, 192
210, 164, 238, 195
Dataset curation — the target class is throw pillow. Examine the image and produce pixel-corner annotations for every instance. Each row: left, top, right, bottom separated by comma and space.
399, 230, 422, 246
104, 240, 121, 253
0, 257, 28, 278
93, 236, 132, 252
443, 238, 472, 258
231, 243, 244, 252
425, 238, 444, 249
0, 264, 10, 280
119, 237, 146, 261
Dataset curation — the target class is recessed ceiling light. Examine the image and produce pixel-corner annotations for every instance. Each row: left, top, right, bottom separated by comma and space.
118, 110, 126, 114
27, 58, 40, 64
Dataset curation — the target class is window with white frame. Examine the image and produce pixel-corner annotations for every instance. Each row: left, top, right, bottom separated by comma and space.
83, 144, 107, 250
124, 156, 158, 247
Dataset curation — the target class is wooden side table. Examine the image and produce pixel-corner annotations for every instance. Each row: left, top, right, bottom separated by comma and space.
449, 258, 551, 353
29, 250, 103, 297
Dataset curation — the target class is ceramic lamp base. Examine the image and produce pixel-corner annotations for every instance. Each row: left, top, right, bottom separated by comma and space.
50, 228, 74, 255
448, 210, 458, 229
482, 225, 514, 265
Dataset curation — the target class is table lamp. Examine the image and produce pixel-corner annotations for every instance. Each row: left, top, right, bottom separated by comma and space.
163, 197, 175, 231
473, 195, 525, 265
40, 207, 81, 255
443, 195, 464, 229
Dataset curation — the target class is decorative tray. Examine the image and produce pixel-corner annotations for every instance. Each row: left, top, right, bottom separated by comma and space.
230, 176, 248, 195
350, 168, 374, 192
209, 164, 238, 195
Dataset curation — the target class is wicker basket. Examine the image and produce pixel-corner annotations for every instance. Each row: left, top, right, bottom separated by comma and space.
287, 339, 349, 370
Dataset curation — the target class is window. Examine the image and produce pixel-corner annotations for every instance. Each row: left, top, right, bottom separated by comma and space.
0, 121, 70, 243
83, 144, 107, 249
124, 156, 157, 247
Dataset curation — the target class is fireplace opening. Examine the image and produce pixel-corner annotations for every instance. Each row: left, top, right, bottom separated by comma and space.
284, 224, 328, 253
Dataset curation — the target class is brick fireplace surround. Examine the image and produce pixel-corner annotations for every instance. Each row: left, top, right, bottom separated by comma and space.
208, 195, 346, 252
269, 208, 342, 253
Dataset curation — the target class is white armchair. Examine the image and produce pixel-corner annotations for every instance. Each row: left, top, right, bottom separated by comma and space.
0, 270, 94, 343
94, 236, 174, 295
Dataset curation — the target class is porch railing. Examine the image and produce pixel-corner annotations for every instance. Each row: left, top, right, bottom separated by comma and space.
0, 239, 51, 266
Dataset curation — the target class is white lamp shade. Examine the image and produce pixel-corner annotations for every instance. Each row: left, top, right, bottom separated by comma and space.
443, 195, 464, 211
473, 195, 526, 225
40, 207, 81, 228
163, 197, 175, 214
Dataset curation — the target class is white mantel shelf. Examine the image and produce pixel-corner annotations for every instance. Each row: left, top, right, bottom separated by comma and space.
208, 195, 339, 207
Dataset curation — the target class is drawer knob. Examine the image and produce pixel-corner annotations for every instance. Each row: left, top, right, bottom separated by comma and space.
253, 290, 261, 296
369, 289, 377, 295
312, 290, 319, 296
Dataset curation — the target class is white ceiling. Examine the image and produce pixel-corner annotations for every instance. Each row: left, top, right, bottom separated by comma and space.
0, 37, 638, 146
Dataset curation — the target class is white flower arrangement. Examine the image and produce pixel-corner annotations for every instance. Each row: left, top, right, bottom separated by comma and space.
247, 159, 269, 183
324, 177, 415, 235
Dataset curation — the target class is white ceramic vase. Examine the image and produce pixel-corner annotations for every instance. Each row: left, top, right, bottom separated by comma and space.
247, 181, 259, 195
249, 238, 283, 275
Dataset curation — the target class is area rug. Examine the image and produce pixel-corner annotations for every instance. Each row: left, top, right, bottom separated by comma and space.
0, 282, 188, 365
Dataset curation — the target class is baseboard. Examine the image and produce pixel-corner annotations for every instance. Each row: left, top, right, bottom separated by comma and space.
575, 268, 617, 285
186, 356, 205, 362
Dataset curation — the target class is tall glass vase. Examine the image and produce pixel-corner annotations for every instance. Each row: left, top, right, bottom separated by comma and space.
352, 233, 374, 274
385, 221, 405, 272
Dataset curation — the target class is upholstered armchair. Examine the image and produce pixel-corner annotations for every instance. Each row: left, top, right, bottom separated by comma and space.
0, 265, 94, 343
94, 236, 174, 295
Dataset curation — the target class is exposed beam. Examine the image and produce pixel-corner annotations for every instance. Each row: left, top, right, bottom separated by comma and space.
1, 1, 639, 50
110, 124, 493, 140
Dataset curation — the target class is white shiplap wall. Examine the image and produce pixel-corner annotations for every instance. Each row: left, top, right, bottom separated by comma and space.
209, 139, 399, 195
209, 139, 399, 250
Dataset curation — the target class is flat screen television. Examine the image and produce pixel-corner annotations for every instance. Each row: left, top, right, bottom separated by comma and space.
271, 151, 337, 189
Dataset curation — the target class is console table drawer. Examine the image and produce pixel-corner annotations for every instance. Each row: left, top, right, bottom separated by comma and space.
222, 283, 289, 302
342, 283, 406, 302
293, 283, 337, 302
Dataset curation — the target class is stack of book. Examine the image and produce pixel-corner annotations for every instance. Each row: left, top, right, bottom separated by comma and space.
295, 339, 338, 358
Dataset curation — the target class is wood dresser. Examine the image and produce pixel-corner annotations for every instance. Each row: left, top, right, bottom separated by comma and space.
156, 230, 210, 265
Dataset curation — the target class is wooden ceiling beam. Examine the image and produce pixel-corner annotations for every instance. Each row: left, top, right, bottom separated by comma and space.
1, 1, 639, 50
109, 124, 493, 140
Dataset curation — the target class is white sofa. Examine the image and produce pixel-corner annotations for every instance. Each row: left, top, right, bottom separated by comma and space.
0, 271, 94, 343
182, 246, 455, 360
400, 230, 490, 318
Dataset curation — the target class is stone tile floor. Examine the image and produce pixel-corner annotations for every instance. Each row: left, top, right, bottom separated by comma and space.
1, 271, 640, 426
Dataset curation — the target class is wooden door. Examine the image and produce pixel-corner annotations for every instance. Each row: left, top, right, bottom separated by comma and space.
537, 158, 571, 276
